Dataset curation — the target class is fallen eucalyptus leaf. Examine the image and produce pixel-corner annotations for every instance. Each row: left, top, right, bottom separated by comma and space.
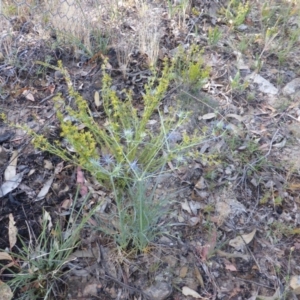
8, 214, 17, 250
43, 160, 53, 170
22, 89, 35, 101
200, 113, 216, 120
182, 286, 202, 298
229, 228, 256, 251
194, 267, 204, 288
181, 199, 192, 214
43, 210, 53, 232
94, 91, 101, 107
272, 138, 286, 149
0, 252, 13, 261
35, 175, 54, 201
4, 150, 18, 181
0, 172, 24, 197
224, 262, 237, 271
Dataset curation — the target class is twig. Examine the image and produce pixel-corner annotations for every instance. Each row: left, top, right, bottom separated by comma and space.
237, 277, 275, 289
285, 113, 300, 122
40, 93, 57, 104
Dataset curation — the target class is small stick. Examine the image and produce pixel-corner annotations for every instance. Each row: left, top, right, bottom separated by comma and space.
40, 93, 56, 104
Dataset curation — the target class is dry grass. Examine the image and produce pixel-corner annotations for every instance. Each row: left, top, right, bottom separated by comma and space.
43, 0, 104, 54
0, 0, 165, 66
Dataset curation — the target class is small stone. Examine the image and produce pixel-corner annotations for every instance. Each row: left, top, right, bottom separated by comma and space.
54, 70, 64, 81
282, 78, 300, 96
237, 24, 248, 31
144, 281, 172, 300
158, 236, 173, 245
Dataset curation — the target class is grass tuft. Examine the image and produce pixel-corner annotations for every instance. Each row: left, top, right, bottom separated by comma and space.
2, 190, 93, 300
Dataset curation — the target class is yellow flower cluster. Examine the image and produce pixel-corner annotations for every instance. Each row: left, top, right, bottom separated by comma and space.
60, 121, 96, 164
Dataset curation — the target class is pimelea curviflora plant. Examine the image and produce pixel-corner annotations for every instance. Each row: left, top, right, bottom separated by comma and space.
28, 55, 208, 250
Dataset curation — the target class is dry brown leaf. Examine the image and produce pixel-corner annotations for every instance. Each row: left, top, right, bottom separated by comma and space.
189, 201, 201, 215
48, 83, 55, 94
28, 169, 35, 176
22, 89, 35, 101
272, 138, 286, 148
43, 210, 53, 232
200, 113, 216, 120
4, 150, 18, 181
191, 189, 209, 201
35, 175, 54, 201
0, 252, 13, 261
43, 160, 53, 170
94, 91, 101, 107
229, 228, 256, 251
179, 266, 188, 278
77, 167, 88, 196
199, 227, 217, 261
61, 198, 72, 210
181, 199, 192, 214
182, 286, 202, 298
0, 172, 24, 197
54, 161, 64, 174
194, 177, 206, 190
189, 216, 200, 226
194, 267, 204, 288
224, 261, 237, 271
8, 214, 17, 250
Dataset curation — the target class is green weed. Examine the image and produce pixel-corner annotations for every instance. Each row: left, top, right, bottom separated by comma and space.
3, 4, 17, 16
172, 44, 210, 92
257, 0, 300, 65
3, 191, 93, 300
208, 27, 222, 46
225, 0, 250, 27
167, 0, 190, 23
267, 221, 300, 242
229, 71, 249, 94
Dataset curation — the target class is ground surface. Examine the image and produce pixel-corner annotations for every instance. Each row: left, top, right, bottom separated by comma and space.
1, 0, 300, 299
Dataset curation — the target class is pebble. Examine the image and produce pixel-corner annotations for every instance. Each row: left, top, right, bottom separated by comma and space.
144, 281, 172, 300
